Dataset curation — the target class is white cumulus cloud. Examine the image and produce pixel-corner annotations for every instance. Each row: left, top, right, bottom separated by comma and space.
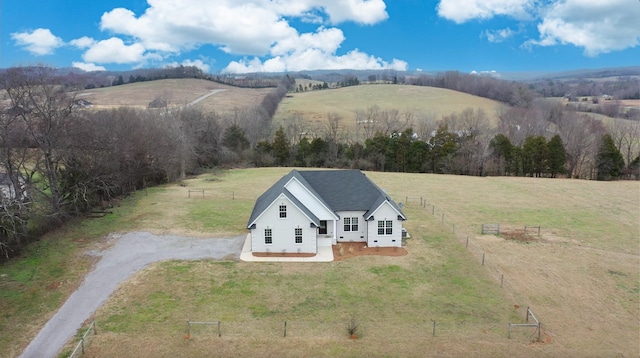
82, 38, 147, 64
526, 0, 640, 56
224, 26, 407, 72
11, 28, 64, 55
70, 36, 96, 49
438, 0, 640, 56
100, 1, 299, 56
11, 1, 400, 71
168, 59, 212, 72
224, 45, 407, 73
90, 0, 396, 70
72, 62, 106, 72
437, 0, 534, 23
320, 0, 389, 24
484, 28, 516, 43
257, 0, 388, 25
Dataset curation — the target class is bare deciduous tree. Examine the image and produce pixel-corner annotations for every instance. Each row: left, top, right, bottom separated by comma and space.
355, 105, 380, 141
497, 106, 548, 146
0, 65, 77, 216
379, 108, 402, 134
281, 114, 307, 145
556, 112, 605, 178
324, 112, 342, 163
608, 119, 640, 167
414, 111, 438, 141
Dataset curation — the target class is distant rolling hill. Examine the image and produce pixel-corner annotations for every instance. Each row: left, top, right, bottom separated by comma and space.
275, 83, 505, 132
77, 78, 272, 114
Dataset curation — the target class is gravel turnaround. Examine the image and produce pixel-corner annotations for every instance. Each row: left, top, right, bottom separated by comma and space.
20, 232, 245, 358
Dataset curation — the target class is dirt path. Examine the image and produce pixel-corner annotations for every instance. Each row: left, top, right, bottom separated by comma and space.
19, 232, 245, 358
186, 89, 227, 106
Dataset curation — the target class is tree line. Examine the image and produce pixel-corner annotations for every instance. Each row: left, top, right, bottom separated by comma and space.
0, 66, 293, 258
252, 108, 637, 180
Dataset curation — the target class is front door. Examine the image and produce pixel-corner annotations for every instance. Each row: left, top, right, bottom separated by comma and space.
318, 220, 327, 235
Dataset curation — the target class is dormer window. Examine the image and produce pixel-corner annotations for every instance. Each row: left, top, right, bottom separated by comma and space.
279, 205, 287, 218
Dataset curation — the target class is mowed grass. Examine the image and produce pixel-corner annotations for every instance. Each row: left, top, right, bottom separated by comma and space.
2, 168, 639, 357
274, 84, 504, 132
77, 78, 271, 114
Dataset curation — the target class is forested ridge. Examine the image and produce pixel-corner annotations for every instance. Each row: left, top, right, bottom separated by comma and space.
0, 65, 637, 259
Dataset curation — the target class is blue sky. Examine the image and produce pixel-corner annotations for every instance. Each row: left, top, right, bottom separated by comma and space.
3, 0, 639, 74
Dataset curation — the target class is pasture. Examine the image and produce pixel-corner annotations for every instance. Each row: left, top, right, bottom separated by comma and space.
1, 169, 638, 357
77, 79, 272, 114
274, 84, 504, 132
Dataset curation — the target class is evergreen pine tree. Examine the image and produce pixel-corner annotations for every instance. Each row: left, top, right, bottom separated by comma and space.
547, 135, 566, 177
272, 126, 290, 166
596, 134, 625, 180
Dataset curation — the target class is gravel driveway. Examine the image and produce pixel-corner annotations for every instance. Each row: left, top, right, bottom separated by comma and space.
20, 232, 245, 358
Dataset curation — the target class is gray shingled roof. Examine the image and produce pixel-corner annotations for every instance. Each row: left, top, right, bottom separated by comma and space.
247, 169, 405, 228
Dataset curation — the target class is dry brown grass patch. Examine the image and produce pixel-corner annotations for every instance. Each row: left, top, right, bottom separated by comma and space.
77, 79, 271, 115
332, 242, 408, 261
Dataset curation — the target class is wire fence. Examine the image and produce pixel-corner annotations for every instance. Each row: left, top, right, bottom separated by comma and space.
401, 193, 547, 342
404, 195, 515, 288
68, 320, 97, 358
181, 318, 512, 342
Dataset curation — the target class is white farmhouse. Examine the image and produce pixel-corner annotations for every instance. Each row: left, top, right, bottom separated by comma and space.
247, 169, 406, 255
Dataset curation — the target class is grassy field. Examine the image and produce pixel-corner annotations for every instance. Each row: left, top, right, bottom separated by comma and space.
77, 79, 272, 114
1, 169, 639, 357
274, 84, 504, 133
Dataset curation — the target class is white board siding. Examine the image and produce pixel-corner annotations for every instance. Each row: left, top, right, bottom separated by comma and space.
251, 195, 317, 254
366, 202, 402, 247
336, 211, 367, 242
284, 178, 336, 220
